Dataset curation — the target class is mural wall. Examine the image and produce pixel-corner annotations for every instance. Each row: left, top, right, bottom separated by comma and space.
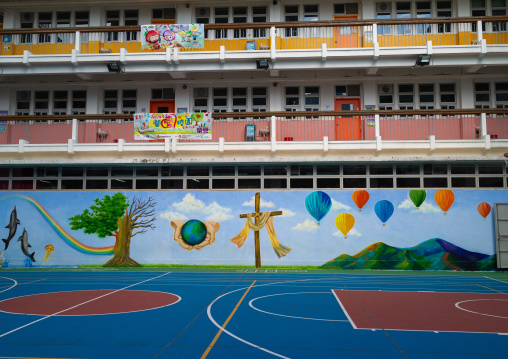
0, 190, 502, 270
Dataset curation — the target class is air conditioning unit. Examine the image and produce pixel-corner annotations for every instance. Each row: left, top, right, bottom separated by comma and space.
379, 84, 393, 94
196, 7, 210, 17
21, 12, 34, 22
376, 3, 391, 12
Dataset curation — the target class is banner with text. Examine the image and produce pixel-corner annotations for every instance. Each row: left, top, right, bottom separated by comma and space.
141, 24, 204, 51
134, 112, 212, 140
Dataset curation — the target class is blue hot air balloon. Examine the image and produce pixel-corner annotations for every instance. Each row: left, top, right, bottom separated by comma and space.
374, 200, 394, 226
305, 191, 332, 225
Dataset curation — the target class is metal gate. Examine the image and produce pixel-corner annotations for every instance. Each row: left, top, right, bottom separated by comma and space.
495, 203, 508, 268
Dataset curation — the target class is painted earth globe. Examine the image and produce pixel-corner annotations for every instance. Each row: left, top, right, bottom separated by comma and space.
181, 220, 207, 246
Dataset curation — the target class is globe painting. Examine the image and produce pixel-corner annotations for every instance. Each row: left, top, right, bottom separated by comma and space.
181, 220, 207, 246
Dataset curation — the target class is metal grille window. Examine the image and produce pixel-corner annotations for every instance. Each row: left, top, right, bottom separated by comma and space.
439, 83, 456, 109
495, 82, 508, 108
419, 84, 435, 109
475, 83, 491, 108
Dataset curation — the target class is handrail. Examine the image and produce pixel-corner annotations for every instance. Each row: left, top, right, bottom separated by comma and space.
0, 109, 506, 122
0, 16, 507, 34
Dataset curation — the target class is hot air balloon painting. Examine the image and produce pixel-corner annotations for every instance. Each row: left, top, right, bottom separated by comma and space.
434, 189, 454, 215
409, 190, 426, 210
335, 213, 355, 239
352, 190, 369, 212
305, 191, 332, 225
477, 202, 491, 221
374, 200, 394, 226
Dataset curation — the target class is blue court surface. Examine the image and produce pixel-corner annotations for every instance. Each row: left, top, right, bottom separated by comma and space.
0, 270, 507, 359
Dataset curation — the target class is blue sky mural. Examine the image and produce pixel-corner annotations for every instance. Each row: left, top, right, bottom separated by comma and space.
0, 190, 503, 267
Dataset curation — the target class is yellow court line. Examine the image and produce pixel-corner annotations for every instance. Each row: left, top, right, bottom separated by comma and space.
476, 284, 507, 294
201, 280, 256, 359
0, 278, 47, 290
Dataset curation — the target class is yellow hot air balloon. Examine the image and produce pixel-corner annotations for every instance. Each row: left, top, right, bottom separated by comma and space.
335, 213, 355, 239
434, 189, 455, 215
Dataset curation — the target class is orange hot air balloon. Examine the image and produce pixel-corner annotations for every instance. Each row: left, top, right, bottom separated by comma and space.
352, 190, 369, 212
335, 213, 355, 239
477, 202, 491, 221
434, 190, 454, 215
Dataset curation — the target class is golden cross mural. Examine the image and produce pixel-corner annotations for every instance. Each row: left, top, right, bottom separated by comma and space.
239, 192, 282, 268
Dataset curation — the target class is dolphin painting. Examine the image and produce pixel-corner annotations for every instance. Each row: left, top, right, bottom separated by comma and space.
17, 228, 35, 262
2, 206, 20, 250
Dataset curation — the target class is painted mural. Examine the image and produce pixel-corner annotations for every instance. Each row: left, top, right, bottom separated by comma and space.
0, 189, 503, 270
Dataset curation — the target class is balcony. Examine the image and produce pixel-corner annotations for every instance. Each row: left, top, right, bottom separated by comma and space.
0, 110, 506, 161
0, 16, 507, 73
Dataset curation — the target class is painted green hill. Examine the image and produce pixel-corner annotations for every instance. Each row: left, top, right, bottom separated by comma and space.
322, 238, 496, 271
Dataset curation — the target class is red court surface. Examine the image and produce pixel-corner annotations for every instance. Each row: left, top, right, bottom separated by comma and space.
333, 289, 508, 334
0, 290, 180, 316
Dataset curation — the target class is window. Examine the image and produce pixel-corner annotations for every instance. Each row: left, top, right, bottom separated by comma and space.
285, 5, 299, 37
152, 88, 175, 100
20, 12, 34, 43
474, 83, 491, 108
304, 5, 319, 21
419, 84, 435, 109
304, 86, 320, 112
232, 88, 247, 112
252, 87, 268, 113
334, 3, 359, 14
495, 82, 508, 108
16, 91, 31, 116
285, 87, 300, 111
398, 84, 414, 109
233, 7, 247, 39
214, 7, 229, 39
416, 1, 432, 33
195, 8, 210, 39
378, 84, 394, 110
212, 88, 228, 113
439, 83, 456, 109
106, 10, 120, 41
335, 85, 361, 97
124, 10, 139, 41
376, 2, 392, 35
437, 1, 452, 33
34, 91, 49, 116
53, 90, 68, 117
396, 2, 412, 35
194, 88, 209, 112
122, 90, 137, 114
492, 0, 507, 32
56, 12, 71, 43
253, 7, 267, 38
152, 8, 176, 20
72, 90, 87, 115
38, 12, 52, 43
103, 90, 118, 114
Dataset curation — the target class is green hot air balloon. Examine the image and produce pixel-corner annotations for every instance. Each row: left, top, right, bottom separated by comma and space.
409, 190, 426, 210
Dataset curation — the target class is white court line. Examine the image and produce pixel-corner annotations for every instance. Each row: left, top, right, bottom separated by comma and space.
0, 277, 17, 294
331, 290, 358, 329
455, 299, 508, 319
0, 272, 170, 339
249, 292, 350, 322
483, 276, 508, 285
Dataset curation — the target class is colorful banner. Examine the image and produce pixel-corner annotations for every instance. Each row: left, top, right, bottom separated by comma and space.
134, 112, 212, 140
141, 24, 204, 51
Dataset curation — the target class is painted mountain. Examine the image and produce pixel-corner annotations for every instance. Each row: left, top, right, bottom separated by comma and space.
322, 238, 496, 271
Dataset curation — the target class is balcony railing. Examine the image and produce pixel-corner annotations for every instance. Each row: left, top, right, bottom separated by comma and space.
0, 16, 506, 56
0, 109, 506, 146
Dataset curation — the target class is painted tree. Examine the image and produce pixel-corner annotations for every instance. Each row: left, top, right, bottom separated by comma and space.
69, 193, 157, 267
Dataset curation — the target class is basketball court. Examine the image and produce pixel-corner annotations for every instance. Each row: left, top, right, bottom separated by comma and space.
0, 269, 507, 359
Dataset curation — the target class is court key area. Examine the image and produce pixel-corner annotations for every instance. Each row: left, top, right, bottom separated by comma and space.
0, 270, 507, 359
